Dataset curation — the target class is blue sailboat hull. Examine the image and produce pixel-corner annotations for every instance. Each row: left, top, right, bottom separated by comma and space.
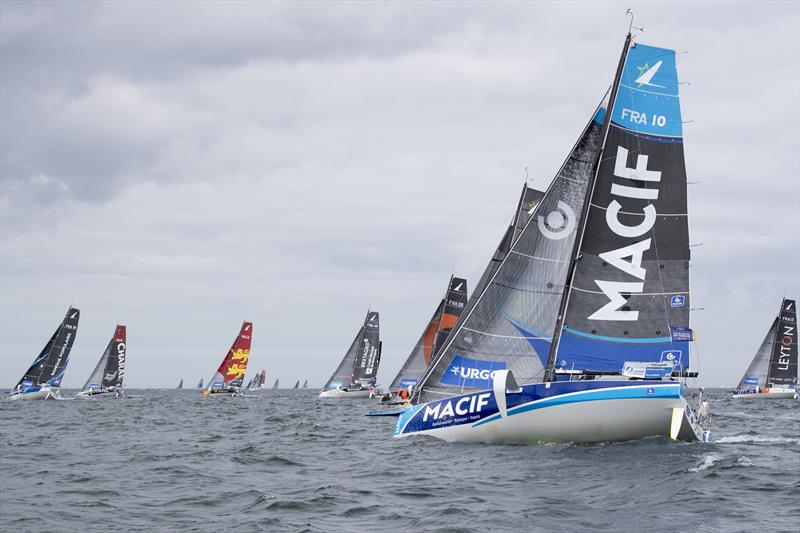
394, 380, 705, 444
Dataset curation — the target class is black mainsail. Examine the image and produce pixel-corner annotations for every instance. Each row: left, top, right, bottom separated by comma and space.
80, 324, 127, 396
737, 298, 798, 391
12, 307, 80, 395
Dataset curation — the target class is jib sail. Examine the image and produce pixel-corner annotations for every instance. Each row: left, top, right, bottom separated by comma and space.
15, 307, 80, 390
737, 318, 778, 389
547, 39, 692, 376
205, 321, 252, 391
81, 324, 127, 393
412, 100, 608, 403
389, 276, 468, 392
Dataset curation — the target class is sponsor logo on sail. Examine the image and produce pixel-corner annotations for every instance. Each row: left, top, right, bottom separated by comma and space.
538, 201, 576, 240
439, 355, 506, 388
453, 282, 464, 292
660, 350, 682, 366
589, 146, 662, 321
634, 61, 665, 88
670, 295, 685, 307
744, 377, 758, 385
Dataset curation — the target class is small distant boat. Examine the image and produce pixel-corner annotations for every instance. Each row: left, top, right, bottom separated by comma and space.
320, 310, 381, 399
9, 307, 80, 401
272, 379, 279, 390
385, 275, 468, 404
302, 380, 308, 389
78, 324, 127, 398
196, 378, 204, 390
201, 321, 252, 397
293, 380, 300, 389
258, 370, 267, 389
245, 377, 255, 390
177, 379, 183, 389
733, 298, 798, 399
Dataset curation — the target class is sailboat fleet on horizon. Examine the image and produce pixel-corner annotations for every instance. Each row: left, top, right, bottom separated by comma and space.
6, 25, 798, 449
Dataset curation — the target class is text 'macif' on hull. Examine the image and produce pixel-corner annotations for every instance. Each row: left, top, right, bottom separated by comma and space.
394, 371, 709, 443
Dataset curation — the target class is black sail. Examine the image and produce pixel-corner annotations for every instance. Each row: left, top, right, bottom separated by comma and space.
351, 311, 380, 388
767, 298, 798, 387
549, 41, 692, 376
15, 307, 80, 389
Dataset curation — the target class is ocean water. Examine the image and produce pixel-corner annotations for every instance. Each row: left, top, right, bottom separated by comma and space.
1, 388, 798, 532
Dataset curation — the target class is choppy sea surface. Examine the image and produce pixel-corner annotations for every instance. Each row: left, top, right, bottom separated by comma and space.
1, 388, 798, 532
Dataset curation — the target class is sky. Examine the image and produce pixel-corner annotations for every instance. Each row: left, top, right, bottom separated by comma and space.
1, 0, 798, 389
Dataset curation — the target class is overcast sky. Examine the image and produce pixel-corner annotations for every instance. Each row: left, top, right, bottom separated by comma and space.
1, 1, 798, 389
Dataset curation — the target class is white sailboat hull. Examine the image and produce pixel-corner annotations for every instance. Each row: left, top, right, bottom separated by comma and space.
319, 388, 373, 399
394, 376, 709, 444
77, 390, 121, 399
8, 387, 60, 401
732, 387, 797, 399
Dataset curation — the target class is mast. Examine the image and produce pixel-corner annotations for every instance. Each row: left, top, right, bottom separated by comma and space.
543, 31, 632, 382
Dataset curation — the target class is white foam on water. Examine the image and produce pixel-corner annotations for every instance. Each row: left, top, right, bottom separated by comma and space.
689, 453, 723, 472
716, 435, 800, 445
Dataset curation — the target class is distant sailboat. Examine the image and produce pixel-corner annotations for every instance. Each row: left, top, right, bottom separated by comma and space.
272, 379, 279, 389
177, 379, 183, 389
197, 378, 204, 389
245, 377, 255, 390
78, 324, 127, 398
395, 30, 710, 443
293, 380, 300, 389
259, 370, 267, 389
387, 275, 468, 403
9, 307, 80, 400
733, 298, 798, 399
302, 380, 308, 389
202, 321, 252, 397
320, 310, 381, 398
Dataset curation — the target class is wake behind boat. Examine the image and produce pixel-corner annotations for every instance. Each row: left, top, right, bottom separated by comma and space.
201, 321, 252, 397
9, 307, 80, 401
78, 324, 127, 398
394, 29, 710, 444
733, 298, 798, 399
320, 310, 381, 398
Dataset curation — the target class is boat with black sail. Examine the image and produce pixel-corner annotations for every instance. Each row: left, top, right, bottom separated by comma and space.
320, 310, 382, 398
733, 298, 797, 399
9, 307, 80, 401
201, 321, 252, 397
394, 28, 710, 444
78, 324, 127, 398
384, 275, 468, 405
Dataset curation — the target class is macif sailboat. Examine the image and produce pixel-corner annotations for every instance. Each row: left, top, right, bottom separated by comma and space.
320, 310, 381, 398
201, 321, 252, 397
386, 276, 468, 403
9, 307, 80, 400
78, 324, 127, 398
394, 30, 710, 443
733, 298, 798, 399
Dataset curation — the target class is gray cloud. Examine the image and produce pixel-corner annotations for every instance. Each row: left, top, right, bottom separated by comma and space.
1, 1, 798, 389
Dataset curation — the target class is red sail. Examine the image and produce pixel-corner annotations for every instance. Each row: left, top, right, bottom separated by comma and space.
215, 321, 252, 386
